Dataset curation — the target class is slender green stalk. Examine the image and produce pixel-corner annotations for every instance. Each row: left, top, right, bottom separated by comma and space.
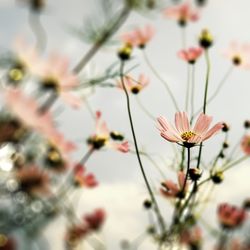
119, 61, 166, 236
196, 50, 211, 169
185, 64, 191, 112
181, 27, 187, 49
73, 6, 130, 74
222, 155, 248, 172
143, 50, 180, 111
38, 92, 58, 114
181, 147, 191, 193
190, 65, 195, 121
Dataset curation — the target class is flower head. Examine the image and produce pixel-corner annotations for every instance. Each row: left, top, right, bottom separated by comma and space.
87, 111, 129, 153
164, 1, 199, 26
223, 41, 250, 69
178, 47, 203, 64
217, 203, 247, 229
73, 164, 98, 188
121, 24, 155, 49
161, 171, 189, 198
118, 74, 149, 94
83, 209, 106, 231
37, 53, 82, 108
241, 134, 250, 155
157, 112, 223, 147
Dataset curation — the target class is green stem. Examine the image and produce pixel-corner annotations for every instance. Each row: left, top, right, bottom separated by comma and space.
185, 64, 190, 112
190, 65, 195, 121
143, 50, 180, 111
120, 61, 166, 236
181, 147, 191, 193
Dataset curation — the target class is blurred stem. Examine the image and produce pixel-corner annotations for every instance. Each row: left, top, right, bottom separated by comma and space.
190, 65, 195, 121
185, 64, 191, 112
196, 50, 211, 169
181, 147, 190, 193
181, 27, 187, 49
143, 50, 180, 111
73, 5, 130, 74
38, 92, 58, 114
120, 61, 166, 236
222, 155, 248, 172
28, 12, 47, 52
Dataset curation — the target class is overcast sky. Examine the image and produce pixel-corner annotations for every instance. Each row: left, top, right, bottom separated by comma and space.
1, 0, 250, 249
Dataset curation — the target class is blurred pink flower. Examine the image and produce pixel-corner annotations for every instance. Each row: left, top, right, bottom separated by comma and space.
223, 41, 250, 69
164, 1, 199, 26
83, 209, 106, 231
73, 164, 98, 188
157, 112, 223, 146
160, 171, 188, 198
178, 47, 203, 64
37, 53, 82, 108
118, 74, 149, 94
241, 134, 250, 155
87, 111, 129, 153
217, 203, 247, 229
4, 88, 55, 137
121, 25, 155, 48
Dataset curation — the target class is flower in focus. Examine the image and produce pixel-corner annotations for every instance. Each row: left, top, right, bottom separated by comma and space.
15, 165, 50, 196
164, 1, 199, 27
118, 74, 149, 94
87, 111, 129, 153
178, 47, 203, 64
160, 171, 188, 198
37, 53, 82, 108
73, 164, 98, 188
217, 203, 247, 230
121, 24, 155, 49
223, 42, 250, 69
180, 226, 202, 249
157, 112, 223, 147
241, 134, 250, 155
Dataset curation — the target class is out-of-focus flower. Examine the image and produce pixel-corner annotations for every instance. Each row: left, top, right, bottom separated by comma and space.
15, 165, 50, 196
73, 164, 98, 188
65, 224, 88, 248
157, 112, 223, 147
241, 134, 250, 155
180, 226, 202, 249
87, 111, 129, 153
37, 53, 82, 108
0, 235, 16, 250
223, 42, 250, 69
4, 88, 55, 137
178, 47, 203, 64
163, 1, 199, 26
118, 74, 149, 94
217, 203, 247, 229
199, 29, 213, 49
8, 38, 40, 83
160, 171, 188, 198
121, 25, 155, 49
17, 0, 46, 12
83, 209, 106, 231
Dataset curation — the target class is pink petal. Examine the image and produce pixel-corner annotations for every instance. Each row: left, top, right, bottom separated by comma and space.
60, 92, 83, 109
193, 113, 212, 135
202, 122, 223, 141
175, 112, 190, 134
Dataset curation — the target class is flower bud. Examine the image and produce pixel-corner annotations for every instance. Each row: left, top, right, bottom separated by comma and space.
199, 29, 213, 49
211, 171, 224, 184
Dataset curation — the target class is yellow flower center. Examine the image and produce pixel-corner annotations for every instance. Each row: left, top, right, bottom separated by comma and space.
181, 131, 196, 141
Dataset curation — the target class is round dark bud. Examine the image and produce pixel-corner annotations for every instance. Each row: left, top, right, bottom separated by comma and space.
219, 152, 225, 158
87, 137, 106, 150
195, 0, 207, 7
110, 131, 124, 141
41, 79, 57, 91
243, 199, 250, 210
178, 18, 186, 27
189, 168, 202, 181
138, 44, 145, 49
177, 190, 186, 199
143, 199, 152, 209
199, 29, 213, 49
31, 0, 45, 12
222, 142, 229, 148
222, 123, 230, 132
131, 87, 140, 94
211, 171, 224, 184
118, 45, 132, 61
244, 120, 250, 129
232, 56, 242, 66
188, 60, 196, 64
147, 226, 156, 235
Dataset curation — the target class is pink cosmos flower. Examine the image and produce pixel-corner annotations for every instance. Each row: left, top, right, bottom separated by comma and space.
164, 1, 199, 26
241, 134, 250, 155
223, 41, 250, 69
87, 111, 129, 153
4, 88, 55, 136
161, 171, 189, 198
157, 112, 223, 146
118, 74, 149, 94
178, 47, 203, 64
121, 25, 155, 48
73, 164, 98, 188
37, 53, 82, 108
217, 203, 247, 229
